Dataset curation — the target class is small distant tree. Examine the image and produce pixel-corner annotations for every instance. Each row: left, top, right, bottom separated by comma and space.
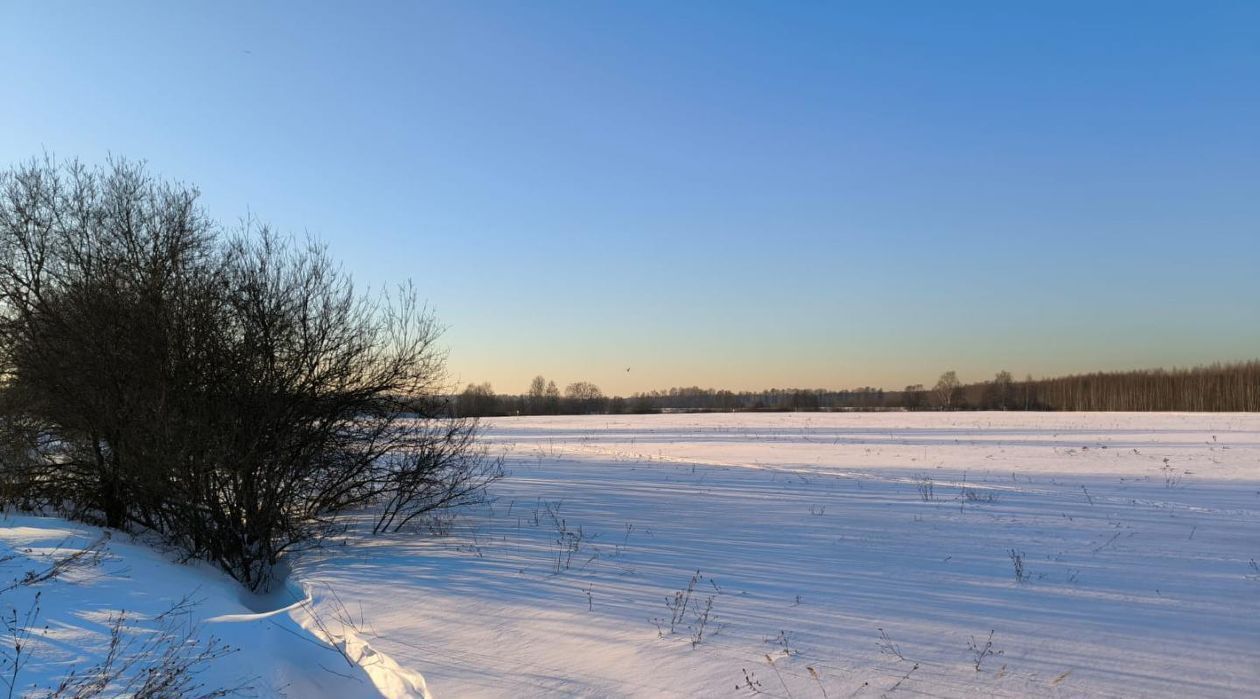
565, 381, 605, 414
902, 384, 926, 410
527, 375, 548, 414
457, 382, 499, 417
629, 394, 656, 414
544, 380, 561, 414
854, 387, 883, 409
934, 370, 962, 410
787, 389, 821, 411
981, 370, 1015, 410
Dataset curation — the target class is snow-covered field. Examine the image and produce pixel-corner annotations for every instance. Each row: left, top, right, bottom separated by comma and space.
5, 412, 1260, 697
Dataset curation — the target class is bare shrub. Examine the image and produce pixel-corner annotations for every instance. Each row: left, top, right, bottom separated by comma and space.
690, 596, 714, 647
968, 630, 1002, 672
1, 591, 242, 699
1161, 458, 1183, 488
540, 501, 585, 574
653, 571, 718, 646
961, 488, 998, 504
1008, 549, 1027, 583
0, 533, 109, 595
46, 597, 244, 699
0, 157, 499, 590
876, 627, 905, 661
914, 475, 934, 502
765, 630, 797, 658
886, 662, 920, 694
665, 571, 701, 634
2, 592, 41, 699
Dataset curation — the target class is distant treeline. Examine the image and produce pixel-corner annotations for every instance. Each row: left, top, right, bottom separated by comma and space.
1013, 361, 1260, 412
453, 361, 1260, 416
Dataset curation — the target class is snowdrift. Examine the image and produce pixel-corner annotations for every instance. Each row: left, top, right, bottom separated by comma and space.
0, 516, 428, 698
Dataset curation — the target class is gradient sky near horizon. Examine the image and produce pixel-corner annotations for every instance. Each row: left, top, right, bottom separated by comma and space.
3, 2, 1258, 395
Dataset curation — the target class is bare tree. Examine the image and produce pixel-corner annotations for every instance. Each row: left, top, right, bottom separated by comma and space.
457, 382, 499, 417
934, 370, 961, 410
981, 370, 1015, 410
544, 380, 561, 414
564, 381, 603, 401
526, 375, 548, 414
564, 381, 605, 414
901, 384, 926, 410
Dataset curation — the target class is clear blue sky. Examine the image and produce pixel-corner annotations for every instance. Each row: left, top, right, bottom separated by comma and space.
3, 2, 1257, 395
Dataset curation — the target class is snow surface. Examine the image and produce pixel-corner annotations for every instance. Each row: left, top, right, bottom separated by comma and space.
5, 412, 1260, 698
0, 518, 427, 698
299, 412, 1260, 698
